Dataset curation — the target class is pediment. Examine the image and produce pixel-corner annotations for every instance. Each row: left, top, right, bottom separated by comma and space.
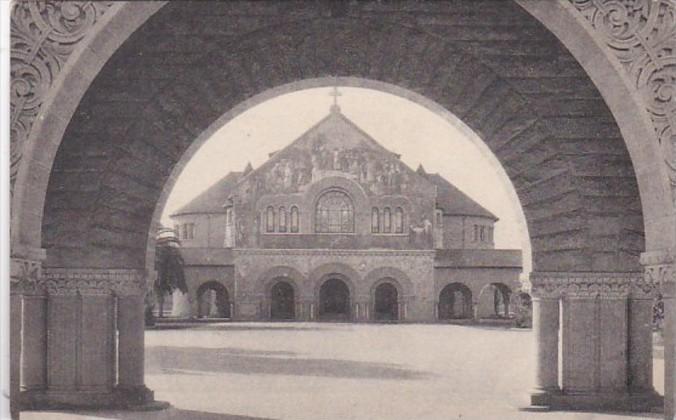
237, 109, 434, 197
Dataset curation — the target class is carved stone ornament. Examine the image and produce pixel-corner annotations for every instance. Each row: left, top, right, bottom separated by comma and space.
41, 268, 147, 296
10, 1, 115, 191
568, 0, 676, 200
530, 272, 642, 299
10, 257, 42, 294
640, 249, 676, 297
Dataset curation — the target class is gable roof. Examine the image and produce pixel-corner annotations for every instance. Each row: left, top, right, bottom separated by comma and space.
425, 173, 498, 221
171, 172, 241, 216
236, 107, 405, 186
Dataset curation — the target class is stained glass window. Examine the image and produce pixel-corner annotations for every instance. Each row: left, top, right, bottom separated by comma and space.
315, 190, 354, 233
290, 206, 299, 233
383, 207, 392, 233
395, 207, 404, 233
279, 206, 287, 232
372, 208, 380, 233
266, 206, 275, 233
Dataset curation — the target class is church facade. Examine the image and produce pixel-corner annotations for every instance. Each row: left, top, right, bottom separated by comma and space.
170, 104, 522, 322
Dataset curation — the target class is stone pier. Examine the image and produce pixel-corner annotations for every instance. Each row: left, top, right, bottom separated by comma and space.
642, 251, 676, 420
529, 272, 663, 412
10, 264, 160, 411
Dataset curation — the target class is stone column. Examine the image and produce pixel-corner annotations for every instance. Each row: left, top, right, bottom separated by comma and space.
11, 250, 46, 416
355, 297, 369, 322
10, 289, 22, 420
531, 272, 662, 412
627, 295, 657, 393
117, 295, 145, 388
641, 251, 676, 419
664, 280, 675, 420
529, 293, 560, 406
21, 293, 47, 391
115, 273, 154, 405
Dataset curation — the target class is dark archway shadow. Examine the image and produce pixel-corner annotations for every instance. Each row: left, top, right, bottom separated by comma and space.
145, 346, 431, 380
23, 408, 277, 420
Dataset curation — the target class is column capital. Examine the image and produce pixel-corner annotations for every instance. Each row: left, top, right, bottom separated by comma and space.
530, 272, 641, 299
640, 249, 676, 298
10, 253, 44, 294
42, 268, 147, 297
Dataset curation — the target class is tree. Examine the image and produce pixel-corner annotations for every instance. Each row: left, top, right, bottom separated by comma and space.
154, 227, 188, 318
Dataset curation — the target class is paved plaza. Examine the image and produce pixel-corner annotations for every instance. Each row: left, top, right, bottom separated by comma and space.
24, 322, 664, 420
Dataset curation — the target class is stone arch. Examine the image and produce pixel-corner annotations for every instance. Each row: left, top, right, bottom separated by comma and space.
310, 262, 361, 298
476, 282, 513, 319
364, 267, 413, 298
195, 280, 231, 319
438, 282, 474, 320
269, 280, 297, 321
13, 2, 671, 272
303, 176, 370, 235
9, 0, 675, 414
371, 279, 401, 322
255, 265, 306, 297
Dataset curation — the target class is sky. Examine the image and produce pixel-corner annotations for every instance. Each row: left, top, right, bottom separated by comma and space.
161, 87, 532, 275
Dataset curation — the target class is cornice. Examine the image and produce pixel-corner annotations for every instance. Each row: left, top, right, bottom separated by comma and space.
235, 248, 436, 258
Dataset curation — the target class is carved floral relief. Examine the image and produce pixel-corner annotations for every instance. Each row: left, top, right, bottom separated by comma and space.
10, 1, 115, 192
569, 0, 676, 200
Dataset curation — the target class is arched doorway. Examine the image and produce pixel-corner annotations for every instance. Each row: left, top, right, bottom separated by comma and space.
270, 280, 295, 320
196, 281, 230, 319
374, 282, 399, 321
319, 277, 351, 321
438, 283, 473, 320
477, 283, 512, 319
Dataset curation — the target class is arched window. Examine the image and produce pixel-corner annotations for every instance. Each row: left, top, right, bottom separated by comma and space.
395, 207, 404, 233
266, 206, 275, 233
279, 206, 287, 232
371, 207, 380, 233
315, 190, 354, 233
383, 207, 392, 233
290, 206, 299, 233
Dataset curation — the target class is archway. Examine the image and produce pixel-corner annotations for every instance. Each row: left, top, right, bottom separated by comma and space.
319, 277, 351, 321
373, 282, 399, 321
9, 0, 674, 416
196, 281, 230, 319
439, 283, 473, 320
270, 280, 295, 320
477, 283, 512, 319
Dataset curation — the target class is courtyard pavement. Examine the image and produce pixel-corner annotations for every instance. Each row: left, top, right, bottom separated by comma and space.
24, 322, 665, 420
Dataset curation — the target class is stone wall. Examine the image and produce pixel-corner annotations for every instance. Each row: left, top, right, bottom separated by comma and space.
233, 249, 435, 321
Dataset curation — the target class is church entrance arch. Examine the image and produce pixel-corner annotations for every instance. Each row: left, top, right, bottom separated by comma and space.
196, 281, 230, 319
319, 277, 351, 321
270, 280, 295, 320
438, 283, 473, 320
373, 282, 399, 321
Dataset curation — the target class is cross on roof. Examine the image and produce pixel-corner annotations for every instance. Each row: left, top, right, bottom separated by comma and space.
329, 85, 342, 113
329, 85, 342, 105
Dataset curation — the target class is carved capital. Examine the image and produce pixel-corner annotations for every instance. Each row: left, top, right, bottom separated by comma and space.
641, 249, 676, 297
41, 268, 147, 297
10, 256, 43, 294
530, 272, 642, 299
